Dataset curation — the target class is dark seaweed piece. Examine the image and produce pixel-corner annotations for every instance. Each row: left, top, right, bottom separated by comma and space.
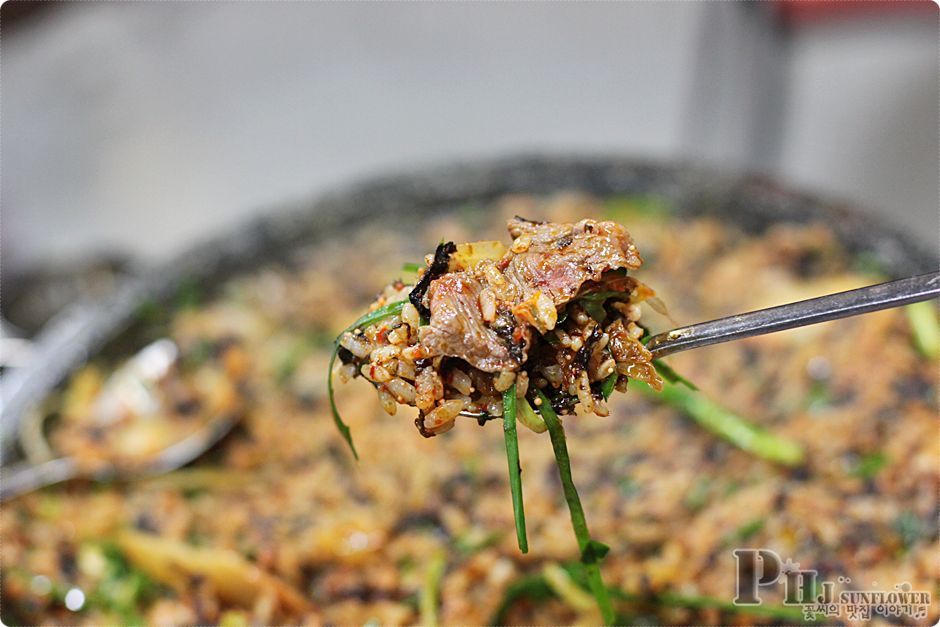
574, 325, 603, 370
133, 512, 160, 534
174, 397, 202, 416
392, 510, 447, 536
546, 386, 578, 415
492, 310, 526, 364
408, 241, 457, 318
555, 234, 574, 249
58, 543, 78, 578
415, 415, 437, 438
337, 347, 356, 365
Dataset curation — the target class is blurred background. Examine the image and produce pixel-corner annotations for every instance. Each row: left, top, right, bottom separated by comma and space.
2, 0, 938, 339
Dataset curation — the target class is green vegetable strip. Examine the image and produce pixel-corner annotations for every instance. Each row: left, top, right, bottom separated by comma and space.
600, 372, 618, 400
905, 300, 940, 360
652, 359, 698, 390
542, 563, 595, 612
490, 568, 811, 625
327, 300, 408, 459
489, 573, 554, 625
502, 385, 528, 553
609, 587, 811, 622
402, 261, 424, 274
579, 290, 632, 304
636, 381, 804, 466
517, 397, 547, 433
578, 291, 631, 323
420, 550, 447, 627
327, 349, 359, 460
537, 391, 615, 625
338, 300, 408, 337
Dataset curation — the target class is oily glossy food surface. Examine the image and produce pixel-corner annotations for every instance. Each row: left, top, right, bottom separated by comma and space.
2, 194, 937, 625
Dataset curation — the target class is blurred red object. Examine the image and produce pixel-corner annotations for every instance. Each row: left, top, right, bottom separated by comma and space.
774, 0, 936, 26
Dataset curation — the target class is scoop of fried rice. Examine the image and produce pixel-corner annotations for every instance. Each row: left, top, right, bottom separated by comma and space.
336, 217, 663, 436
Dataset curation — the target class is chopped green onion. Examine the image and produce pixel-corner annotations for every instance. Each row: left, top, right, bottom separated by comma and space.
905, 300, 940, 360
600, 372, 618, 400
402, 261, 424, 274
542, 563, 595, 612
684, 476, 712, 511
577, 291, 630, 323
419, 550, 447, 627
804, 379, 831, 413
603, 195, 672, 221
517, 397, 547, 433
455, 529, 503, 555
852, 252, 888, 278
537, 391, 615, 625
327, 349, 358, 460
636, 381, 804, 466
851, 451, 888, 479
338, 300, 408, 336
174, 277, 202, 310
640, 331, 699, 389
652, 359, 698, 390
609, 587, 814, 622
327, 300, 408, 460
491, 568, 813, 625
725, 517, 765, 545
502, 385, 528, 553
490, 573, 554, 624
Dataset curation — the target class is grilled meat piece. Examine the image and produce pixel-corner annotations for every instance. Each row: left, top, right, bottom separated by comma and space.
417, 218, 643, 371
418, 273, 525, 372
501, 217, 643, 307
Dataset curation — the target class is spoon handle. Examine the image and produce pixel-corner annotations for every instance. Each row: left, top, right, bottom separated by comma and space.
0, 413, 241, 501
646, 272, 940, 360
1, 457, 79, 501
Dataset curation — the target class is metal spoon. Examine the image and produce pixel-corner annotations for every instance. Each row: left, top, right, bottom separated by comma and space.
0, 339, 243, 501
458, 271, 938, 419
5, 273, 935, 498
0, 414, 239, 501
644, 271, 939, 359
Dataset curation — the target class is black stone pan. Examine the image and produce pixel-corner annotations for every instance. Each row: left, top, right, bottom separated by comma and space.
1, 155, 934, 465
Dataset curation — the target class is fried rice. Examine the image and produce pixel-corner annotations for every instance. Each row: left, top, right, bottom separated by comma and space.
1, 193, 937, 626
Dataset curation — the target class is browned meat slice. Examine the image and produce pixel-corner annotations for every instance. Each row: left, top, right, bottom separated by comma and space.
418, 273, 521, 372
418, 217, 643, 373
502, 217, 643, 307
